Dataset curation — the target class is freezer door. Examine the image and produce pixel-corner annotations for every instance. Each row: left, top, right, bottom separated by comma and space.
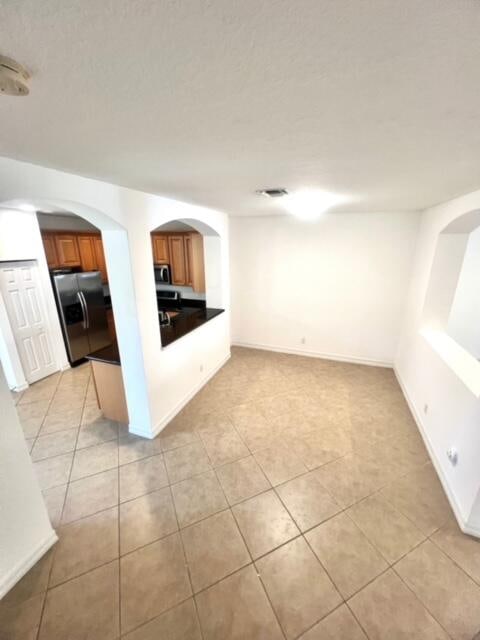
52, 274, 90, 362
77, 272, 111, 353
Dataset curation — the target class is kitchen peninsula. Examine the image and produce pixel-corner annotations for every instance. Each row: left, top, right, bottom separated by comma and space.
86, 302, 224, 423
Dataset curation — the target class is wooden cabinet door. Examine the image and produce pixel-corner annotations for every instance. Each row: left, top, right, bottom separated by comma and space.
55, 234, 81, 266
168, 235, 187, 285
93, 236, 108, 283
77, 235, 97, 272
152, 234, 170, 264
184, 235, 193, 286
41, 233, 58, 268
188, 233, 206, 293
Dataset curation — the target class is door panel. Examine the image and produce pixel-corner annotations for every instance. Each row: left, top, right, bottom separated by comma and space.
93, 236, 108, 283
0, 263, 58, 383
41, 233, 58, 268
152, 234, 170, 264
78, 272, 111, 353
52, 273, 90, 362
78, 236, 98, 272
168, 235, 187, 285
55, 235, 81, 266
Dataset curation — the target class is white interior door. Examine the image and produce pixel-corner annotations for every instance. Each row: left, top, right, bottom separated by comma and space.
0, 262, 57, 384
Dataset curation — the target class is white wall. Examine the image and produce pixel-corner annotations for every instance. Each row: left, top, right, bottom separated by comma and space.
0, 208, 70, 389
396, 189, 480, 535
0, 364, 57, 598
447, 227, 480, 358
36, 212, 98, 231
230, 212, 419, 365
0, 157, 230, 438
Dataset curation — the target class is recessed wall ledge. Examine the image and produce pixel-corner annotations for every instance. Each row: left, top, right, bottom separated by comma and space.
421, 327, 480, 397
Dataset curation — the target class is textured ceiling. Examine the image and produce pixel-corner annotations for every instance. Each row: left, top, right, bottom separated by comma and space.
1, 0, 480, 216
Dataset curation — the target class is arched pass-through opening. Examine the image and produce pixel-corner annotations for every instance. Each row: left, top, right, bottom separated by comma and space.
150, 216, 225, 348
0, 196, 152, 434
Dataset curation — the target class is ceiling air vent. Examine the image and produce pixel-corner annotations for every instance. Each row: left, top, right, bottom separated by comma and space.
256, 188, 289, 198
0, 55, 30, 96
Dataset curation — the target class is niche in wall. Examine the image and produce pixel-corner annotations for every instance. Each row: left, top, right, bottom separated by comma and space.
422, 209, 480, 394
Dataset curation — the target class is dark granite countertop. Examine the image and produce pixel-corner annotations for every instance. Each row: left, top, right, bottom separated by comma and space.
160, 307, 224, 347
86, 306, 224, 364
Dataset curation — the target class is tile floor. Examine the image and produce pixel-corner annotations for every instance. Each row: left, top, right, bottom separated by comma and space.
2, 347, 480, 639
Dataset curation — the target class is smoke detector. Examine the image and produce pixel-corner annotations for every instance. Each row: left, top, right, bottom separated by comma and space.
0, 55, 30, 96
256, 188, 289, 198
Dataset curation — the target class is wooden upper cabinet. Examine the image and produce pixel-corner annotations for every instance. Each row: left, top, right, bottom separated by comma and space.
77, 235, 97, 272
54, 234, 81, 266
93, 235, 108, 283
168, 235, 187, 285
152, 234, 170, 264
41, 233, 58, 269
187, 233, 206, 293
184, 235, 193, 286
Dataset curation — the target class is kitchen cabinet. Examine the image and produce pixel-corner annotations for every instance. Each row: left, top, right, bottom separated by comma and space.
168, 235, 188, 285
54, 234, 81, 267
77, 235, 97, 272
152, 234, 170, 264
93, 236, 108, 283
186, 233, 205, 293
41, 233, 58, 268
41, 231, 108, 282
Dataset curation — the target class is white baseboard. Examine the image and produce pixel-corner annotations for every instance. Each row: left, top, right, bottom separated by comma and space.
128, 353, 231, 439
0, 529, 58, 600
394, 366, 479, 538
13, 382, 28, 392
231, 340, 392, 368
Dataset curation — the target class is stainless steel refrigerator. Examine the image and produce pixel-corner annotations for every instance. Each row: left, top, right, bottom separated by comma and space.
52, 271, 111, 364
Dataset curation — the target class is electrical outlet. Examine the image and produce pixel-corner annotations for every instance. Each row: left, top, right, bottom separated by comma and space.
423, 404, 428, 414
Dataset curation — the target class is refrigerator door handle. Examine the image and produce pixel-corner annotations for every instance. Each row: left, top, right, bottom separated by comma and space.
80, 290, 90, 329
77, 291, 88, 329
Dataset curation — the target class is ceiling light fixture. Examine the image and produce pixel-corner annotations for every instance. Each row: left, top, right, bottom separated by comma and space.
0, 55, 30, 96
18, 203, 36, 212
256, 188, 289, 198
282, 189, 345, 220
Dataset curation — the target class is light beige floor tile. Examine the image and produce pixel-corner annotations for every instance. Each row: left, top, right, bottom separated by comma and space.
299, 604, 367, 639
432, 516, 480, 584
254, 443, 307, 486
287, 427, 353, 470
39, 561, 119, 640
306, 512, 387, 598
120, 487, 177, 554
314, 453, 391, 507
194, 411, 234, 439
33, 453, 73, 491
381, 463, 452, 535
118, 433, 163, 466
233, 489, 300, 559
348, 493, 426, 563
120, 533, 191, 634
201, 428, 249, 467
16, 400, 49, 437
276, 472, 341, 531
50, 507, 118, 586
164, 441, 212, 483
76, 418, 119, 449
234, 413, 280, 451
1, 550, 54, 607
119, 454, 168, 503
62, 468, 118, 524
171, 469, 227, 528
195, 564, 284, 640
41, 484, 67, 528
30, 429, 78, 461
81, 402, 103, 425
40, 407, 83, 435
216, 455, 270, 505
348, 569, 450, 640
70, 440, 118, 481
122, 598, 202, 640
48, 396, 85, 413
181, 510, 250, 592
0, 593, 45, 640
256, 537, 342, 639
396, 539, 480, 639
159, 419, 200, 452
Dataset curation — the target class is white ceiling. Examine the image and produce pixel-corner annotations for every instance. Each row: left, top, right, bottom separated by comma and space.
1, 1, 480, 216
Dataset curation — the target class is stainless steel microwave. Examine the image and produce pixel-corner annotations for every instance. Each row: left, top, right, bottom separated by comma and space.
154, 264, 171, 284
